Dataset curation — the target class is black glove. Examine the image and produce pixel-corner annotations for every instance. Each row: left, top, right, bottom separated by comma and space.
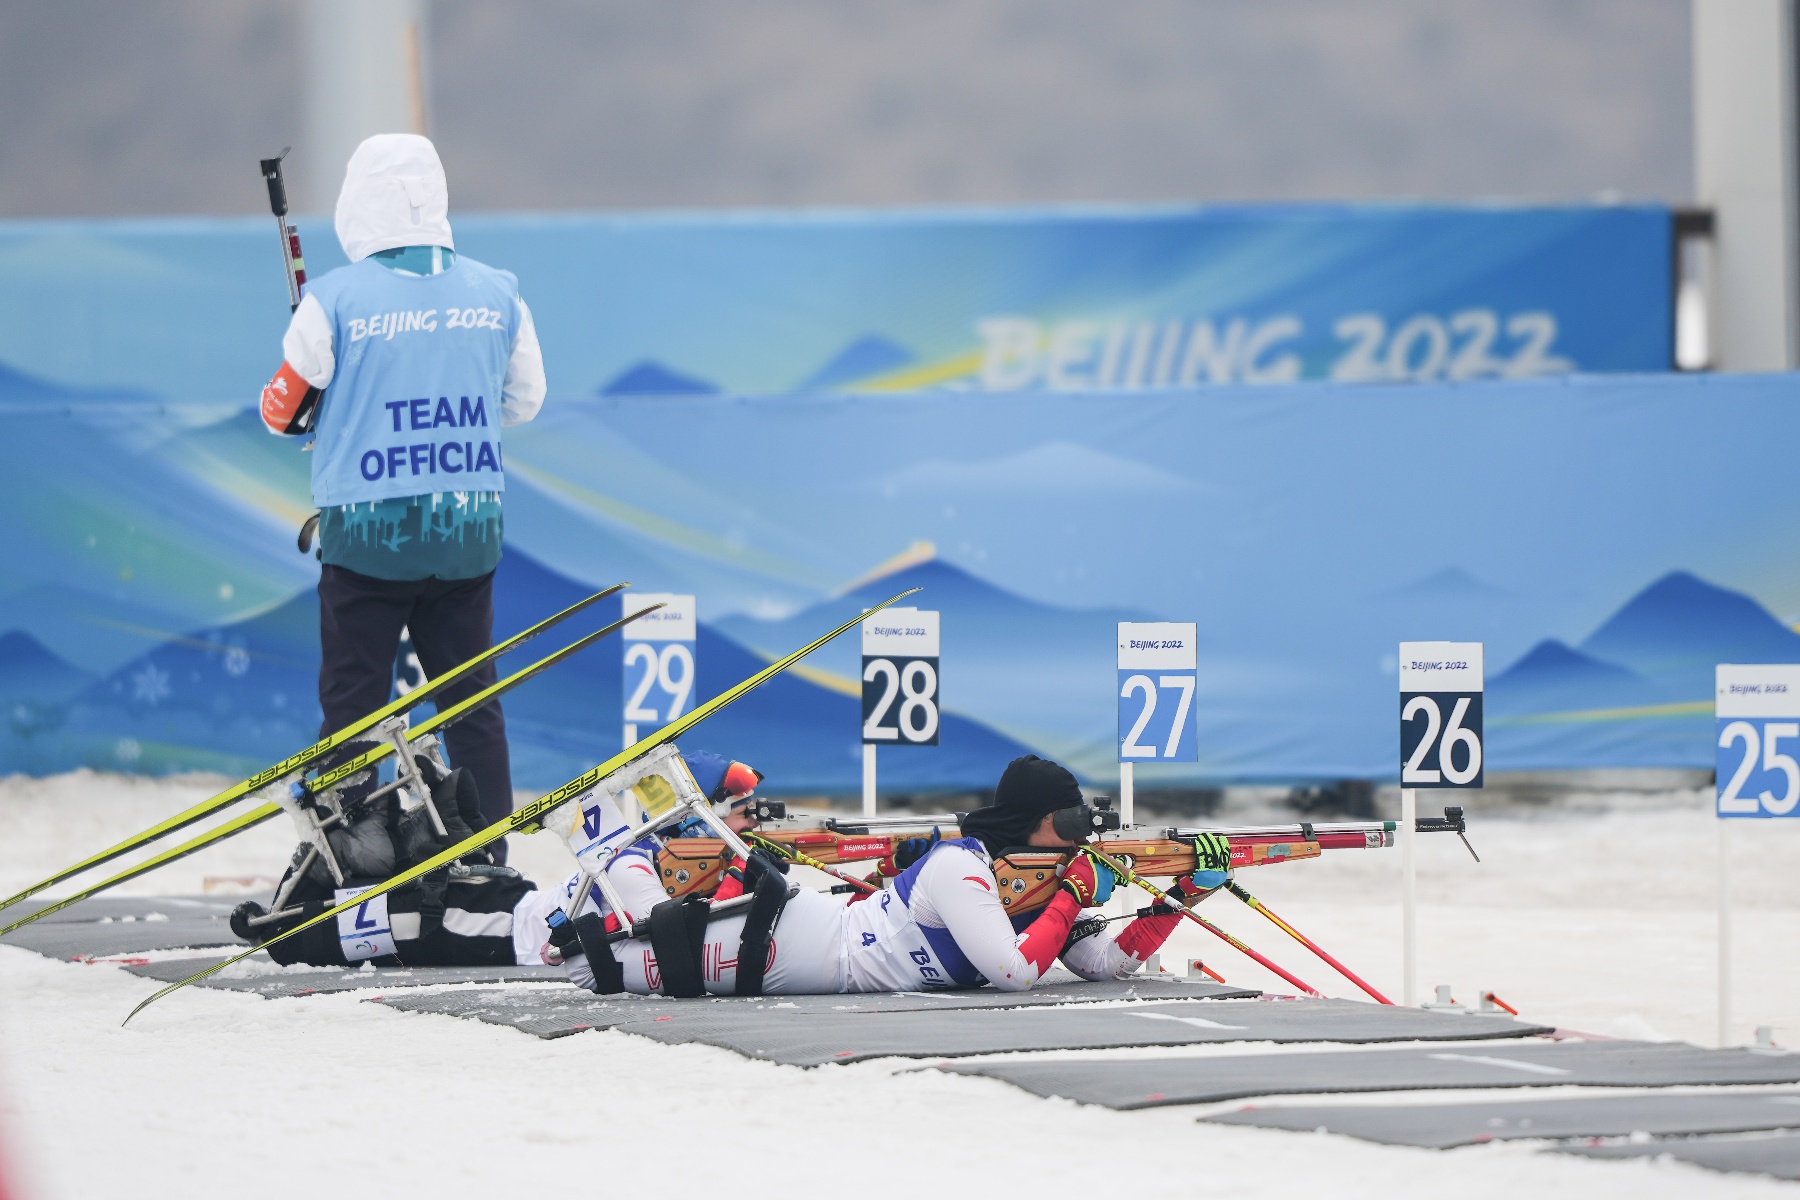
893, 827, 941, 871
741, 850, 789, 891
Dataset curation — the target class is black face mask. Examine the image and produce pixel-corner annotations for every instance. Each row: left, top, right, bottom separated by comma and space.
960, 755, 1085, 857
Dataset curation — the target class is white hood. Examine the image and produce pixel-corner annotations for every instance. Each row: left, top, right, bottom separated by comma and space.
333, 134, 454, 264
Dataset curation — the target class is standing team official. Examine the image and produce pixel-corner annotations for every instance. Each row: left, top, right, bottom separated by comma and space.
259, 133, 545, 860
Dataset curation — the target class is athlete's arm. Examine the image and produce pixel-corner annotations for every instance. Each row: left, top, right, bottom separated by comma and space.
1061, 839, 1226, 980
558, 842, 669, 929
920, 846, 1077, 991
261, 294, 333, 436
500, 297, 545, 427
604, 845, 670, 925
1060, 906, 1184, 980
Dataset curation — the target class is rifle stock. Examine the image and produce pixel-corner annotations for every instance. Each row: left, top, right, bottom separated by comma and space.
652, 818, 1406, 915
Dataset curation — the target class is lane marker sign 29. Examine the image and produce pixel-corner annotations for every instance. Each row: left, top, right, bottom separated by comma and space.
1399, 641, 1483, 788
863, 608, 940, 745
1716, 664, 1800, 818
622, 593, 697, 745
1117, 622, 1198, 761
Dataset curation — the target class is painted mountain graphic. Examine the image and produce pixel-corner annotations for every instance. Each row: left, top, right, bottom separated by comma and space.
0, 631, 95, 705
1487, 638, 1649, 714
1579, 570, 1800, 694
714, 553, 1154, 775
0, 361, 162, 407
1484, 571, 1800, 772
797, 334, 917, 392
1381, 567, 1510, 602
0, 545, 1031, 790
0, 404, 317, 681
0, 582, 266, 679
1, 589, 327, 777
492, 550, 1033, 791
598, 361, 720, 396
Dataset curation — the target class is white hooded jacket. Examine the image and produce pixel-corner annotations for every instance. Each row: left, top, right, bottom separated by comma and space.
334, 133, 455, 264
272, 134, 545, 431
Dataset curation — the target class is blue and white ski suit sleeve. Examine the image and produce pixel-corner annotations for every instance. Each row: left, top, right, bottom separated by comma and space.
844, 839, 1162, 992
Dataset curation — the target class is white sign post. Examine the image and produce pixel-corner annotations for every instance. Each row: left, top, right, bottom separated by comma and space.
1398, 641, 1484, 1008
861, 608, 940, 817
621, 594, 697, 749
1116, 622, 1199, 827
1713, 663, 1800, 1046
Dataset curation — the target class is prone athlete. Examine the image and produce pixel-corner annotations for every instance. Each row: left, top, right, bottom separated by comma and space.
228, 751, 766, 970
553, 754, 1234, 998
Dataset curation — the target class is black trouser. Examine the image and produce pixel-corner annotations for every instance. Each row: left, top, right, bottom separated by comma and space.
317, 565, 513, 863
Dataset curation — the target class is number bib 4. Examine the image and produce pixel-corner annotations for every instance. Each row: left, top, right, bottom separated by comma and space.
841, 889, 961, 991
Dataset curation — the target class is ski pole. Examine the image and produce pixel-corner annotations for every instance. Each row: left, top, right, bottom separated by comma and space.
1080, 844, 1324, 998
1224, 881, 1392, 1004
748, 833, 879, 895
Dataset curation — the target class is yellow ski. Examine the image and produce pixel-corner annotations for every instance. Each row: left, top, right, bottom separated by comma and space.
4, 604, 653, 937
124, 588, 920, 1023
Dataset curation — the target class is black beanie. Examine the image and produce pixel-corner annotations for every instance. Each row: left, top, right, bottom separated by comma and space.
959, 754, 1084, 857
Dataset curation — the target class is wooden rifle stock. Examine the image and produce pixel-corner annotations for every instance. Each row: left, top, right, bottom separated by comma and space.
653, 822, 1396, 915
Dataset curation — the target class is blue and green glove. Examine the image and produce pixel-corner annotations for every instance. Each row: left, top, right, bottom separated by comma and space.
1182, 832, 1233, 897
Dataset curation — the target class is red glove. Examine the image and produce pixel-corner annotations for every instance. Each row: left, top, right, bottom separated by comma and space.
712, 856, 750, 902
1058, 855, 1118, 907
1114, 908, 1183, 962
1114, 878, 1207, 962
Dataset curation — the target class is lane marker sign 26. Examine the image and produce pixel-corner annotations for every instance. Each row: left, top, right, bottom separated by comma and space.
1399, 641, 1483, 789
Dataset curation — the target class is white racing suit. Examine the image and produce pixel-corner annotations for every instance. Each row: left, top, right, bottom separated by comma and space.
531, 836, 1187, 996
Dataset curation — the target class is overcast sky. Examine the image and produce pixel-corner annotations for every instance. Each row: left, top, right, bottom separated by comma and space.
0, 0, 1691, 218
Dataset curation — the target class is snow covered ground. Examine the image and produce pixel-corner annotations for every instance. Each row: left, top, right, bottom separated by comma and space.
1, 772, 1797, 1198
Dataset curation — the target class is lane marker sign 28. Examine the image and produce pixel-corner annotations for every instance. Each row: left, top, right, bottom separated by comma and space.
863, 608, 940, 746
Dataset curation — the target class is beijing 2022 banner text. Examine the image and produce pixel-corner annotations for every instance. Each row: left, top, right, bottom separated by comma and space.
0, 202, 1670, 407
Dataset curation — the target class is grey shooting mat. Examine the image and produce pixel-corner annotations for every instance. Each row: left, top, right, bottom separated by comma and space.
1558, 1131, 1800, 1180
943, 1040, 1800, 1109
0, 894, 272, 959
120, 956, 569, 996
1203, 1091, 1800, 1149
369, 974, 1260, 1041
1, 916, 245, 959
3, 894, 256, 926
605, 997, 1546, 1066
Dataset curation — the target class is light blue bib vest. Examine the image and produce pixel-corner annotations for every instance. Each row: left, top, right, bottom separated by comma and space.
304, 255, 520, 507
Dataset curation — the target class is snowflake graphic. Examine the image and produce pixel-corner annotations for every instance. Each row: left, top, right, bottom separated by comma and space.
223, 645, 250, 678
131, 663, 171, 706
